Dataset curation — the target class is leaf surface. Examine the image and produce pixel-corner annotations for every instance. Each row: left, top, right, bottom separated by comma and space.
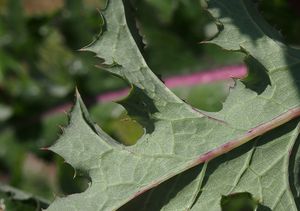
120, 121, 300, 211
46, 0, 300, 210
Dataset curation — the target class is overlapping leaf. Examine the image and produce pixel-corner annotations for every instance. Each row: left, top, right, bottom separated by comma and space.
46, 0, 300, 210
0, 183, 49, 210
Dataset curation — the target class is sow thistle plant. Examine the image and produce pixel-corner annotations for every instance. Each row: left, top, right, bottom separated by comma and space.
43, 0, 300, 210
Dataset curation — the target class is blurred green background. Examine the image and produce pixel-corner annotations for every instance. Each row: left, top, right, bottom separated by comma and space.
0, 0, 299, 210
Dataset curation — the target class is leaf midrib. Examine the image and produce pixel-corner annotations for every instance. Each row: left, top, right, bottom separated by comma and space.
116, 106, 300, 210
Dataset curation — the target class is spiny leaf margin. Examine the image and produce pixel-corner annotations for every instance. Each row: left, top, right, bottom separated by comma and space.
46, 0, 300, 210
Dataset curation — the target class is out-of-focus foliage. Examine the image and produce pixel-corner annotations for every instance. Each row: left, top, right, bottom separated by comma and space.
220, 192, 258, 211
0, 183, 49, 210
133, 0, 243, 74
259, 0, 300, 46
0, 0, 299, 208
0, 0, 123, 123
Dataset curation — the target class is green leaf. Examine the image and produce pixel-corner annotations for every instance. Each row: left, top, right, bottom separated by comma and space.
120, 121, 299, 211
191, 121, 300, 210
46, 0, 300, 210
120, 163, 208, 211
143, 0, 180, 23
0, 183, 49, 210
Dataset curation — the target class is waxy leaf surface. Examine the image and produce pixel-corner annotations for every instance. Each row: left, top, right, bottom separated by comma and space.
46, 0, 300, 210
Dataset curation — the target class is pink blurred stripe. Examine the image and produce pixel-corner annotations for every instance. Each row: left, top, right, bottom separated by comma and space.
43, 65, 247, 117
96, 88, 129, 102
165, 65, 247, 88
95, 65, 247, 102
